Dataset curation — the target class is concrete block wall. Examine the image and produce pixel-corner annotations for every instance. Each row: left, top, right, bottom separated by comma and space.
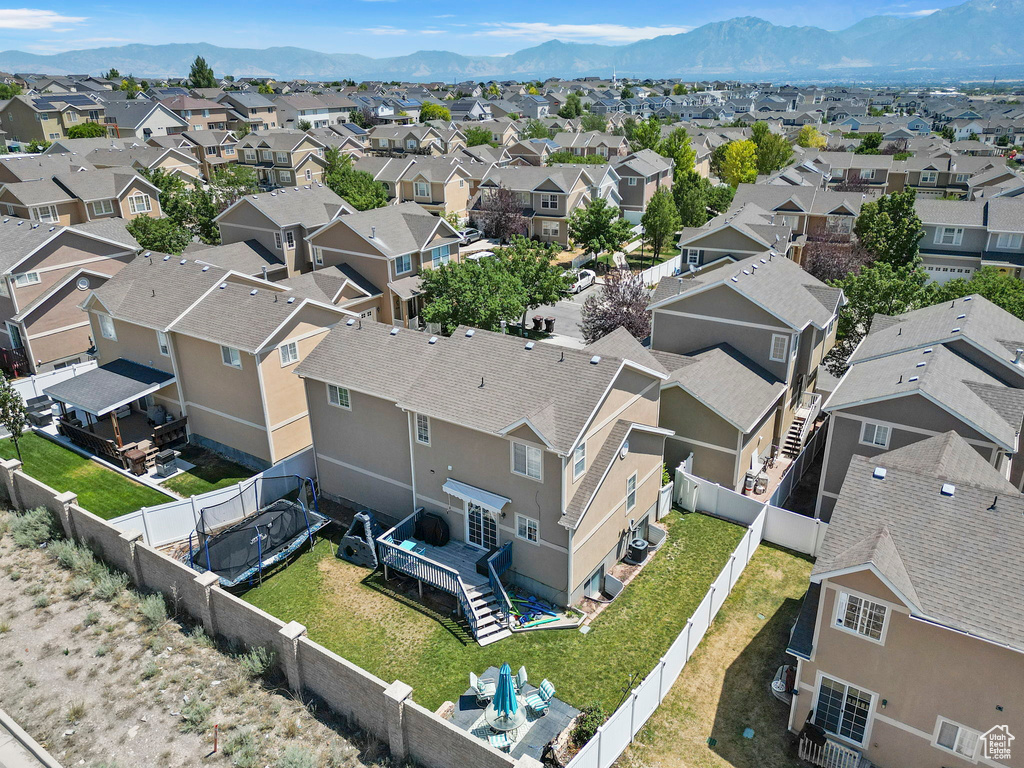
0, 458, 528, 768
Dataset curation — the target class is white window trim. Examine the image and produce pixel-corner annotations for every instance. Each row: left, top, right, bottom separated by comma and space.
996, 232, 1022, 249
572, 442, 586, 481
515, 513, 540, 545
313, 246, 324, 266
686, 249, 701, 265
274, 232, 282, 250
97, 313, 116, 341
156, 330, 170, 357
12, 272, 40, 288
510, 441, 543, 482
833, 590, 889, 645
413, 181, 429, 198
31, 205, 58, 223
221, 345, 242, 369
285, 230, 295, 250
935, 226, 964, 246
931, 717, 981, 763
90, 199, 115, 216
860, 422, 890, 449
811, 671, 876, 748
626, 472, 637, 512
415, 413, 430, 445
327, 383, 351, 410
769, 333, 789, 363
394, 254, 412, 276
128, 194, 152, 214
279, 340, 299, 367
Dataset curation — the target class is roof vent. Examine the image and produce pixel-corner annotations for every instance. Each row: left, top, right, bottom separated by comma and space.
923, 347, 933, 354
249, 289, 258, 296
428, 335, 438, 344
287, 296, 295, 303
201, 265, 210, 272
590, 355, 601, 365
916, 361, 925, 368
908, 375, 919, 382
1015, 348, 1024, 365
179, 259, 187, 265
346, 318, 355, 326
957, 313, 965, 320
163, 255, 171, 261
390, 327, 399, 335
370, 226, 376, 239
465, 328, 475, 337
525, 341, 534, 350
219, 282, 227, 289
48, 226, 55, 232
952, 327, 961, 333
941, 483, 955, 497
963, 296, 972, 301
730, 275, 738, 283
143, 251, 151, 257
872, 467, 887, 480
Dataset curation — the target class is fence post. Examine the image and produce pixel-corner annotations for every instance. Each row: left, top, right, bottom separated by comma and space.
194, 571, 220, 638
191, 496, 199, 527
727, 554, 735, 588
139, 506, 152, 546
382, 681, 413, 762
657, 658, 666, 703
118, 529, 144, 586
629, 692, 638, 741
0, 458, 22, 510
595, 723, 606, 768
277, 621, 306, 694
54, 491, 78, 540
707, 585, 716, 626
746, 526, 754, 564
683, 619, 694, 660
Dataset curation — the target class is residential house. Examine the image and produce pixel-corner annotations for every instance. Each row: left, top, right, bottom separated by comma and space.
0, 168, 162, 225
516, 95, 550, 119
149, 130, 238, 179
158, 96, 230, 132
216, 91, 279, 132
506, 139, 557, 166
552, 131, 630, 159
355, 156, 474, 219
674, 202, 799, 269
84, 145, 202, 181
0, 94, 106, 144
101, 100, 188, 140
610, 149, 674, 223
0, 153, 95, 185
649, 252, 842, 486
915, 197, 1024, 282
234, 130, 327, 189
368, 125, 454, 155
449, 99, 492, 122
814, 294, 1024, 520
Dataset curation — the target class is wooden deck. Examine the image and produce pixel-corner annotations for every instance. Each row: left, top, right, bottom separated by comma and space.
415, 539, 489, 589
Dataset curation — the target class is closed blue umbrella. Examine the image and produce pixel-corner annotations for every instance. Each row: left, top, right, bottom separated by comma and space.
493, 662, 519, 719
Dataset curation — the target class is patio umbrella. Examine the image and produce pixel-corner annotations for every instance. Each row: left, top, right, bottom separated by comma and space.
493, 663, 519, 719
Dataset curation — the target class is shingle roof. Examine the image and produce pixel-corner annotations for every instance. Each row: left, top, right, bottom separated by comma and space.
219, 184, 352, 230
814, 432, 1024, 650
1, 178, 71, 206
314, 201, 459, 258
0, 217, 136, 275
53, 168, 153, 202
187, 240, 285, 277
43, 358, 174, 416
561, 419, 632, 528
0, 153, 95, 181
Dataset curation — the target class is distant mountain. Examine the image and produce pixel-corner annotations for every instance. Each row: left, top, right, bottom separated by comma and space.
2, 0, 1024, 82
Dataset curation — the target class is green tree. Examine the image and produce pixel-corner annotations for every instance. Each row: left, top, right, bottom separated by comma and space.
546, 151, 607, 165
855, 132, 884, 154
558, 93, 583, 119
968, 131, 979, 142
420, 258, 527, 335
630, 116, 662, 152
66, 122, 106, 139
658, 127, 695, 174
25, 139, 51, 153
672, 83, 686, 96
707, 184, 734, 217
753, 131, 793, 175
568, 198, 633, 256
126, 216, 192, 255
523, 119, 551, 140
0, 373, 28, 462
498, 237, 571, 331
0, 83, 22, 100
580, 113, 606, 132
323, 147, 388, 210
486, 83, 500, 97
209, 164, 259, 209
641, 187, 681, 263
929, 266, 1024, 319
673, 170, 709, 227
939, 126, 956, 142
620, 86, 634, 99
750, 121, 771, 146
188, 56, 217, 89
297, 119, 312, 131
526, 85, 539, 95
796, 125, 827, 149
119, 76, 140, 98
420, 103, 451, 122
439, 209, 461, 229
258, 82, 274, 94
464, 126, 495, 147
854, 189, 923, 268
720, 140, 758, 186
104, 68, 120, 80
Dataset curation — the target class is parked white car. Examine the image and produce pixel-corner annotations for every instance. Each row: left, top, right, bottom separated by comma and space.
466, 250, 495, 261
566, 268, 596, 294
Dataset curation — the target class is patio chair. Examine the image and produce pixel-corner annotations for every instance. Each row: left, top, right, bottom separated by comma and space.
514, 666, 528, 693
470, 671, 496, 706
488, 733, 513, 752
525, 679, 555, 716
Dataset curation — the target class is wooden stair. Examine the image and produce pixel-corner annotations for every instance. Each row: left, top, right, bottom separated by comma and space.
782, 414, 807, 458
465, 584, 512, 646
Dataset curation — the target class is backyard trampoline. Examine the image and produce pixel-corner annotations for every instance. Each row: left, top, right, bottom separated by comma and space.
188, 475, 329, 587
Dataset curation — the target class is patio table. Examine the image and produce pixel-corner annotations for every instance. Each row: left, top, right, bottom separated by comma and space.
398, 539, 426, 554
484, 699, 527, 735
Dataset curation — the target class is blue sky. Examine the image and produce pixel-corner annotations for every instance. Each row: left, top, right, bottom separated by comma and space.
0, 1, 962, 57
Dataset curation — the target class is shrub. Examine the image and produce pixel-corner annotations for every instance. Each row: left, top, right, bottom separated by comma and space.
50, 539, 96, 574
178, 697, 213, 734
93, 570, 129, 601
66, 700, 87, 722
139, 593, 167, 628
224, 730, 258, 767
67, 577, 93, 599
239, 646, 275, 679
276, 747, 315, 768
11, 507, 58, 548
83, 610, 101, 626
33, 593, 49, 609
571, 703, 606, 747
141, 660, 160, 680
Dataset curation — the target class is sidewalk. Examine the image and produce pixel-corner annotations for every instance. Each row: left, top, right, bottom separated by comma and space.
0, 708, 63, 768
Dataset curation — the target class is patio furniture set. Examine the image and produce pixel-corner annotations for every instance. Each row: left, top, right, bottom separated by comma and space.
470, 663, 555, 752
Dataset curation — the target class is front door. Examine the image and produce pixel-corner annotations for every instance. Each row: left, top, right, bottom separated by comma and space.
466, 502, 498, 550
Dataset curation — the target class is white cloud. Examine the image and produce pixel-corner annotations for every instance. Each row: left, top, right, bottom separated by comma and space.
0, 8, 86, 29
886, 7, 939, 15
433, 13, 455, 18
478, 22, 693, 43
364, 26, 409, 35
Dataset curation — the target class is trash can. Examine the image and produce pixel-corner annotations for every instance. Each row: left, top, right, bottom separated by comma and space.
125, 448, 147, 476
544, 317, 556, 333
532, 315, 544, 331
744, 471, 756, 494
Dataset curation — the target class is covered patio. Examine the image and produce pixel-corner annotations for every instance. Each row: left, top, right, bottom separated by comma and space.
43, 358, 188, 473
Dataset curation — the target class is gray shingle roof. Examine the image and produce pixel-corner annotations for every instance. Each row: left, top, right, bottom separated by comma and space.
814, 432, 1024, 650
561, 419, 632, 529
1, 178, 71, 206
187, 240, 285, 277
219, 184, 352, 230
43, 358, 174, 416
314, 201, 459, 258
0, 153, 95, 181
0, 217, 136, 275
53, 168, 153, 202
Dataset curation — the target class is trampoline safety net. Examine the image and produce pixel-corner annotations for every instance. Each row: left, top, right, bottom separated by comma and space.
196, 499, 311, 583
196, 475, 305, 538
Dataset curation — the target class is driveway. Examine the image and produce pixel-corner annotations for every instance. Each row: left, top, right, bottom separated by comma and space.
534, 283, 601, 343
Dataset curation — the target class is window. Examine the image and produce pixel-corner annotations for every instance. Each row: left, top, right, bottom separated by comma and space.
920, 170, 938, 184
512, 442, 542, 480
997, 232, 1023, 249
415, 413, 430, 444
627, 176, 638, 186
279, 341, 299, 366
305, 168, 312, 181
394, 254, 412, 275
413, 181, 429, 198
205, 145, 217, 155
859, 168, 875, 180
313, 246, 324, 266
814, 676, 872, 744
261, 150, 273, 162
626, 473, 637, 511
935, 226, 964, 246
541, 220, 560, 238
66, 111, 78, 122
539, 193, 558, 209
861, 422, 890, 448
97, 313, 116, 340
516, 514, 539, 543
769, 333, 789, 362
156, 330, 170, 357
244, 149, 256, 162
279, 171, 292, 183
935, 720, 980, 760
12, 272, 40, 288
430, 244, 450, 268
285, 230, 295, 249
90, 199, 114, 217
686, 249, 701, 265
327, 383, 350, 409
224, 147, 235, 156
274, 232, 282, 250
573, 442, 586, 480
826, 215, 853, 235
128, 195, 152, 214
31, 205, 58, 223
780, 214, 799, 229
835, 592, 887, 641
221, 345, 242, 369
955, 173, 969, 183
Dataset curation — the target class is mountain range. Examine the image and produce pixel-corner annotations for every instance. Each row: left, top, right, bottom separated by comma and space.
2, 0, 1024, 82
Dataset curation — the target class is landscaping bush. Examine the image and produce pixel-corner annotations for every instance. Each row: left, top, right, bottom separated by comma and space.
224, 730, 258, 768
93, 569, 129, 601
571, 703, 607, 747
276, 747, 315, 768
11, 507, 58, 548
67, 577, 93, 599
239, 646, 275, 679
50, 539, 96, 574
139, 593, 167, 628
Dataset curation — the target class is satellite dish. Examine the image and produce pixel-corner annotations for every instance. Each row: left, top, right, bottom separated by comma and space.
620, 440, 630, 460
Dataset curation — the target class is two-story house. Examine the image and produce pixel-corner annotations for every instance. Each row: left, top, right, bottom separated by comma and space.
355, 155, 474, 219
649, 252, 842, 488
0, 168, 162, 226
0, 94, 106, 144
675, 202, 799, 269
85, 145, 202, 181
610, 149, 674, 223
786, 431, 1024, 768
101, 100, 188, 140
158, 96, 231, 132
234, 130, 327, 189
815, 294, 1024, 520
294, 320, 671, 625
149, 130, 238, 179
551, 131, 630, 159
915, 197, 1024, 282
217, 91, 279, 132
368, 125, 452, 155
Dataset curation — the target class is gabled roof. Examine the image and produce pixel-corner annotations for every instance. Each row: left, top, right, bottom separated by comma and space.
0, 217, 137, 276
215, 184, 353, 230
186, 240, 286, 278
813, 432, 1024, 651
310, 201, 459, 258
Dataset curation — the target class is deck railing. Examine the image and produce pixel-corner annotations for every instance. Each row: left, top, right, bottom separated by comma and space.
798, 734, 864, 768
57, 419, 125, 464
486, 541, 513, 625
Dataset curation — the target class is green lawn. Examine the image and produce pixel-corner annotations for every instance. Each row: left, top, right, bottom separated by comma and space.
597, 244, 681, 273
244, 510, 745, 711
0, 432, 172, 519
161, 444, 252, 497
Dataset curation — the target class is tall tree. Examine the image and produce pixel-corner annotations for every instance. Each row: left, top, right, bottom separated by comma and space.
475, 186, 527, 243
672, 83, 686, 95
853, 189, 923, 269
629, 117, 662, 152
464, 126, 495, 147
188, 56, 217, 89
66, 122, 106, 139
558, 93, 583, 119
854, 132, 884, 154
753, 132, 793, 175
0, 83, 21, 100
720, 140, 758, 186
322, 147, 388, 211
126, 217, 192, 255
641, 187, 681, 263
580, 113, 606, 132
620, 86, 634, 99
673, 170, 710, 227
419, 103, 451, 122
209, 164, 259, 209
580, 269, 651, 343
567, 199, 633, 256
524, 119, 551, 140
420, 258, 526, 335
498, 237, 571, 331
658, 127, 695, 174
796, 125, 827, 148
0, 374, 28, 463
104, 68, 120, 80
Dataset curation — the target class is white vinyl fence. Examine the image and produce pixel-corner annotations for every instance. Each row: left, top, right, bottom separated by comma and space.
637, 254, 683, 286
566, 468, 826, 768
109, 447, 316, 547
769, 418, 829, 508
13, 361, 97, 403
